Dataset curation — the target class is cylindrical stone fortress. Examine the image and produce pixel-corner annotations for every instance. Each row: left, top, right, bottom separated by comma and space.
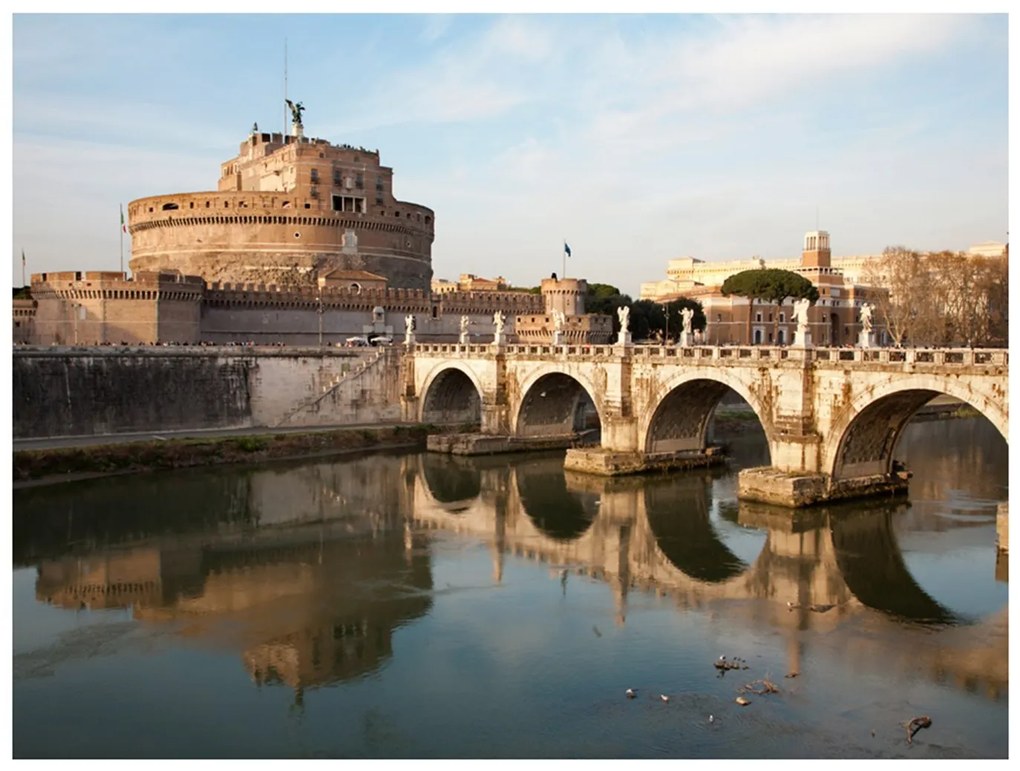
128, 130, 434, 290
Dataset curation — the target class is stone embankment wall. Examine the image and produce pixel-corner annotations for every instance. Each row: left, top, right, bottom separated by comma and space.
12, 346, 405, 440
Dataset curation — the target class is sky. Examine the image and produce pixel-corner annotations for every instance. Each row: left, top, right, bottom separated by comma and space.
7, 7, 1012, 299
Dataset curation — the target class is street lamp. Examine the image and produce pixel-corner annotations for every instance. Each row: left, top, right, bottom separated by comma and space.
317, 293, 323, 347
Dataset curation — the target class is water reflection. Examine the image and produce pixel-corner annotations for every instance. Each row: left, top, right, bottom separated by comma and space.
13, 421, 1007, 707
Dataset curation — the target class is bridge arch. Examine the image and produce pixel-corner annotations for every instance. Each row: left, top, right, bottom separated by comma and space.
639, 369, 773, 457
512, 368, 603, 439
824, 375, 1008, 482
418, 363, 484, 427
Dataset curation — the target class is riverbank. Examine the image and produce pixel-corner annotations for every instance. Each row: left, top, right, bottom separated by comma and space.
13, 424, 431, 487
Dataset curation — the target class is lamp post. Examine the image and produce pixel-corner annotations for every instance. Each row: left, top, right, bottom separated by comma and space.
317, 293, 323, 347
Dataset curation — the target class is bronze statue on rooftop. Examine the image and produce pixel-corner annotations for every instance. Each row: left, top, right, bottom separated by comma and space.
285, 99, 305, 126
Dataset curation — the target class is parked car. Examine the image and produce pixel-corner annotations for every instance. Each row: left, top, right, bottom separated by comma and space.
369, 336, 393, 346
344, 336, 370, 347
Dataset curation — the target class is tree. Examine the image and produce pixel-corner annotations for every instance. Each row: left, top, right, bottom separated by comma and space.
586, 283, 632, 334
863, 247, 1008, 348
628, 298, 704, 342
721, 269, 819, 344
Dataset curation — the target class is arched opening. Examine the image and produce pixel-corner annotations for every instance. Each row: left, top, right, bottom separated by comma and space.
829, 389, 985, 482
646, 381, 769, 462
516, 373, 600, 443
421, 369, 481, 428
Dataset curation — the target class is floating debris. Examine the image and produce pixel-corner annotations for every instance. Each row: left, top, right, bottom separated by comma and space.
625, 688, 637, 699
659, 694, 670, 704
739, 678, 779, 695
787, 601, 836, 613
592, 625, 602, 638
784, 672, 799, 679
904, 715, 932, 744
714, 656, 748, 671
735, 696, 751, 706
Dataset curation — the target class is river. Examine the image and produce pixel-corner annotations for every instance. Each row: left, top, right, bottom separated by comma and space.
11, 416, 1008, 758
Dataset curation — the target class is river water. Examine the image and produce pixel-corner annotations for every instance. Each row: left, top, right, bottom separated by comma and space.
12, 416, 1008, 758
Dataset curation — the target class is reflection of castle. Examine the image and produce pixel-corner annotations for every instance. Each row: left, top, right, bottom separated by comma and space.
24, 454, 432, 693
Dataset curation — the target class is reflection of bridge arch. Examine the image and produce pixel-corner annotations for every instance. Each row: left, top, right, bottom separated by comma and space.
824, 376, 1008, 482
418, 364, 482, 426
516, 458, 598, 540
640, 370, 772, 458
828, 507, 956, 624
514, 370, 602, 439
643, 475, 751, 582
418, 454, 482, 512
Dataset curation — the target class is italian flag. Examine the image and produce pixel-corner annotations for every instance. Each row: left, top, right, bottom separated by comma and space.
121, 205, 127, 234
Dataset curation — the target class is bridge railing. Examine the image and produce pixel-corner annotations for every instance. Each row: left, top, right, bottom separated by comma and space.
410, 342, 1007, 368
811, 346, 1008, 367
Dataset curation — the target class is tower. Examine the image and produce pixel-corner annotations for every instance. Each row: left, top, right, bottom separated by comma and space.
801, 230, 831, 268
541, 277, 587, 317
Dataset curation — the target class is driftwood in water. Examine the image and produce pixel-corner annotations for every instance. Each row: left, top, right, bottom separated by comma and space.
904, 715, 932, 744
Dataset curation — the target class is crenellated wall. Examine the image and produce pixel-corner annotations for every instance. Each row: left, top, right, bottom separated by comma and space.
19, 271, 546, 346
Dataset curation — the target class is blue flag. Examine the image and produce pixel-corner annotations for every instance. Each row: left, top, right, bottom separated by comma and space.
564, 242, 572, 257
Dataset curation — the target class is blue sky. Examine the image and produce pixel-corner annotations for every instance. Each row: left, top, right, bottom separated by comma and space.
8, 10, 1011, 297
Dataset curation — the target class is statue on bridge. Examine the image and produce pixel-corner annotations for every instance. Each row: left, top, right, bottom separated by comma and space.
404, 314, 416, 346
858, 302, 875, 348
492, 311, 506, 345
615, 304, 632, 346
860, 302, 873, 333
617, 305, 630, 333
678, 306, 694, 346
459, 314, 470, 345
792, 297, 813, 348
681, 307, 694, 335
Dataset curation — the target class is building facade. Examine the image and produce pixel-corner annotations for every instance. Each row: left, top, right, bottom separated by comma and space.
641, 231, 885, 346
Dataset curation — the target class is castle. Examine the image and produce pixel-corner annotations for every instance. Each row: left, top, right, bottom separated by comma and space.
15, 110, 617, 347
129, 121, 434, 291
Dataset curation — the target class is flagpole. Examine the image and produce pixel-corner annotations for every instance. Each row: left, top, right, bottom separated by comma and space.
119, 204, 124, 275
21, 249, 26, 288
563, 238, 566, 279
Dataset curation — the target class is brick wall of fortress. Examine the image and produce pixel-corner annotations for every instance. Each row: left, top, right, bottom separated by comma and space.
12, 346, 408, 439
26, 271, 545, 346
201, 284, 544, 345
127, 191, 435, 290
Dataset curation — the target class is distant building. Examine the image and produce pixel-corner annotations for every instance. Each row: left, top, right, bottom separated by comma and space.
640, 231, 886, 346
431, 274, 511, 294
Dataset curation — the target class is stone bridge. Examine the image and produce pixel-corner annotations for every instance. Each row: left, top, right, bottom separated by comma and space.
402, 342, 1008, 506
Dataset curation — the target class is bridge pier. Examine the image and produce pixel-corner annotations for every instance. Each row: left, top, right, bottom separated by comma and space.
737, 467, 908, 508
562, 446, 726, 476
